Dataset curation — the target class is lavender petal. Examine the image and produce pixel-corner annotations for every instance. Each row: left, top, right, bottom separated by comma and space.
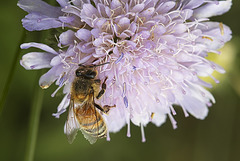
20, 52, 54, 70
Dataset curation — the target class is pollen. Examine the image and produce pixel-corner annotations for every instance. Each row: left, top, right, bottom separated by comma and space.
219, 22, 224, 35
40, 84, 50, 89
202, 36, 214, 41
151, 113, 155, 119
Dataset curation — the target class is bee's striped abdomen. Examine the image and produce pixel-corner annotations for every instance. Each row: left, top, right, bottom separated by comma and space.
76, 107, 107, 138
83, 115, 107, 138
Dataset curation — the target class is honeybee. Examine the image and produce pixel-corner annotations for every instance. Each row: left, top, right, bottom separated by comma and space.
64, 64, 115, 144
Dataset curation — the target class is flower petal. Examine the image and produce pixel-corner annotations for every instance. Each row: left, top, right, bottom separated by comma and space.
197, 22, 232, 50
151, 113, 167, 127
22, 13, 62, 31
59, 30, 75, 46
17, 0, 62, 17
156, 1, 175, 14
57, 0, 69, 7
18, 0, 63, 31
20, 52, 54, 70
193, 0, 232, 18
183, 0, 204, 9
81, 4, 98, 26
75, 29, 92, 42
111, 0, 122, 10
21, 42, 58, 55
61, 5, 81, 16
105, 108, 126, 133
52, 94, 70, 118
131, 4, 145, 13
39, 65, 63, 89
180, 95, 209, 119
173, 24, 187, 34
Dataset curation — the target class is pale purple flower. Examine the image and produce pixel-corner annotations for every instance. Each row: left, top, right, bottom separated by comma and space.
18, 0, 232, 142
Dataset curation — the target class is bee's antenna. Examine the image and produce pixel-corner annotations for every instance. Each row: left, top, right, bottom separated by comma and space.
97, 62, 110, 66
90, 62, 110, 68
78, 62, 110, 68
78, 64, 85, 67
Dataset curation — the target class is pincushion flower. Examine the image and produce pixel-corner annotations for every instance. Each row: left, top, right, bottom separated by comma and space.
18, 0, 232, 142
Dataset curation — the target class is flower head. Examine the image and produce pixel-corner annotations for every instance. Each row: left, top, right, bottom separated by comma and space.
18, 0, 232, 142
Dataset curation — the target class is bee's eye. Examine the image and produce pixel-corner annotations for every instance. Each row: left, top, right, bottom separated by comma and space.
76, 70, 82, 77
85, 70, 96, 79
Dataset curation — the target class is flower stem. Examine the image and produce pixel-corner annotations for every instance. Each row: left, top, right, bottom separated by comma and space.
0, 29, 26, 117
24, 72, 44, 161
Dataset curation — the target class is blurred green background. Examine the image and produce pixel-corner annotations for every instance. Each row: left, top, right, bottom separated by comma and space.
0, 0, 240, 161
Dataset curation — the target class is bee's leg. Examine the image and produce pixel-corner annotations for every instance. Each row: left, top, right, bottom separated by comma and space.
102, 104, 116, 114
94, 103, 116, 114
96, 77, 108, 99
94, 103, 105, 112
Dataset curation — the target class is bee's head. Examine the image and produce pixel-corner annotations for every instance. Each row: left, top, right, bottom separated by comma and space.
75, 67, 97, 79
75, 62, 109, 79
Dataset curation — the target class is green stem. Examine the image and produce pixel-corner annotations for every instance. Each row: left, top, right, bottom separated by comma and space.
23, 2, 56, 161
0, 29, 26, 117
24, 72, 44, 161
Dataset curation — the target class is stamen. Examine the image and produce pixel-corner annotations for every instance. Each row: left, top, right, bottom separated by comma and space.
51, 84, 64, 97
106, 130, 111, 141
140, 123, 146, 142
123, 82, 126, 94
124, 96, 128, 108
127, 118, 131, 137
59, 54, 71, 69
58, 72, 66, 86
115, 52, 124, 64
52, 109, 66, 118
209, 75, 220, 84
122, 82, 128, 108
202, 36, 213, 41
219, 22, 224, 35
170, 105, 176, 115
168, 113, 177, 129
150, 112, 155, 121
181, 106, 189, 117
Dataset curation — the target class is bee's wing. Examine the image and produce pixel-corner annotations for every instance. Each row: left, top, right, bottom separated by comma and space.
79, 102, 99, 144
64, 99, 80, 144
78, 101, 104, 144
79, 129, 98, 144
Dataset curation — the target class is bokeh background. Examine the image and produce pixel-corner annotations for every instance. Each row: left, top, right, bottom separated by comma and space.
0, 0, 240, 161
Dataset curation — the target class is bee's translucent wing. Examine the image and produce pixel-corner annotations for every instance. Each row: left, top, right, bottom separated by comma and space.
64, 100, 80, 144
78, 103, 99, 144
77, 102, 105, 144
79, 129, 98, 144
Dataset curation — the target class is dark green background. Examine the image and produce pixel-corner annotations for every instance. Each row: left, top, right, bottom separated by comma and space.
1, 1, 240, 161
